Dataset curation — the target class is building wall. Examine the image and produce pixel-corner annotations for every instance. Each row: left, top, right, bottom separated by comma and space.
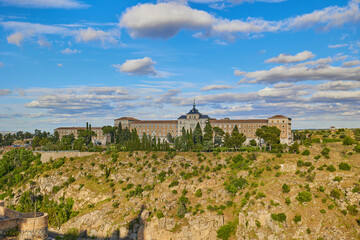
55, 127, 108, 145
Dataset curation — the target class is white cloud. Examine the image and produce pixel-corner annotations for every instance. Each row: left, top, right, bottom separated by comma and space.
236, 57, 360, 84
285, 0, 360, 30
311, 90, 360, 102
316, 81, 360, 90
0, 89, 11, 96
342, 60, 360, 67
75, 27, 119, 44
265, 50, 315, 63
112, 57, 158, 76
57, 63, 63, 67
37, 38, 51, 47
201, 85, 233, 91
1, 21, 69, 35
61, 48, 81, 54
0, 0, 89, 9
120, 2, 215, 39
120, 1, 360, 40
328, 43, 348, 48
7, 32, 24, 46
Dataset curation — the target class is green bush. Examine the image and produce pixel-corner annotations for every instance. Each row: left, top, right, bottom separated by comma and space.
326, 165, 336, 172
354, 144, 360, 153
347, 205, 359, 216
282, 183, 290, 193
216, 222, 236, 240
330, 189, 342, 199
195, 189, 202, 197
339, 162, 351, 171
321, 147, 330, 158
157, 211, 164, 219
225, 176, 248, 194
294, 215, 301, 223
271, 213, 286, 222
296, 191, 312, 203
168, 180, 179, 188
343, 136, 356, 145
302, 150, 310, 156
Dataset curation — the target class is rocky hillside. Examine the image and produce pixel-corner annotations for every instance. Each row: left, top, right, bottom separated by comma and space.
2, 139, 360, 240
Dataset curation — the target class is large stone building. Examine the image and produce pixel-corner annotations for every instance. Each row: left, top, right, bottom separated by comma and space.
115, 103, 293, 145
54, 103, 292, 145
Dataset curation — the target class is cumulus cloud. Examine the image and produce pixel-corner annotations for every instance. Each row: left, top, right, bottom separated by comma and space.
0, 0, 89, 9
342, 60, 360, 67
120, 2, 215, 39
7, 32, 24, 46
316, 81, 360, 90
285, 0, 360, 31
25, 87, 138, 114
311, 90, 360, 102
0, 89, 12, 96
265, 50, 315, 63
201, 85, 233, 91
75, 27, 119, 44
112, 57, 159, 76
236, 56, 360, 84
61, 48, 81, 54
120, 1, 360, 40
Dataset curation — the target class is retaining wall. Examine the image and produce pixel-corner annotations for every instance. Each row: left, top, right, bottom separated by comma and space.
35, 151, 96, 163
0, 206, 48, 240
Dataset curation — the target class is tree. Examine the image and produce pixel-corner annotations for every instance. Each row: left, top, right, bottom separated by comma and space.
203, 119, 213, 142
78, 122, 96, 146
193, 123, 203, 145
230, 125, 246, 149
166, 133, 174, 143
249, 139, 257, 146
255, 126, 281, 152
213, 127, 225, 146
102, 125, 117, 144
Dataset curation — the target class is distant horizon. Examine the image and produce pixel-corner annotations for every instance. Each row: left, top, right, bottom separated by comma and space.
1, 0, 359, 132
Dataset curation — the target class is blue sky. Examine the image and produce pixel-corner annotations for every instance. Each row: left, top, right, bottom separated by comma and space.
0, 0, 359, 132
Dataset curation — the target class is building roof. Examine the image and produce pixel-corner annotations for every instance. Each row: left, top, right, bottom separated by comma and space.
55, 127, 102, 130
268, 115, 289, 119
178, 115, 186, 119
132, 120, 178, 124
114, 117, 139, 121
210, 119, 268, 124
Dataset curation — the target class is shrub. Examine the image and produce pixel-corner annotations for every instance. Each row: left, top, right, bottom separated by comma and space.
296, 191, 312, 203
255, 219, 261, 228
330, 189, 342, 199
321, 147, 330, 158
339, 162, 351, 171
294, 215, 301, 223
271, 213, 286, 222
216, 222, 236, 240
282, 183, 290, 193
343, 136, 356, 145
333, 176, 342, 182
326, 165, 336, 172
225, 176, 248, 194
255, 192, 266, 199
285, 197, 291, 205
320, 209, 326, 214
347, 205, 359, 216
354, 144, 360, 153
302, 150, 310, 156
195, 189, 202, 197
168, 180, 179, 188
112, 202, 119, 208
156, 211, 164, 219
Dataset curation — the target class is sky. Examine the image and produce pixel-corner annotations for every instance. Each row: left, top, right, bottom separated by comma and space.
0, 0, 360, 132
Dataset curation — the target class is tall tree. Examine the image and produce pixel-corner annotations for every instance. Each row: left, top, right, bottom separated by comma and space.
255, 126, 281, 151
213, 127, 225, 146
230, 125, 246, 150
102, 125, 117, 144
203, 119, 214, 142
193, 123, 203, 144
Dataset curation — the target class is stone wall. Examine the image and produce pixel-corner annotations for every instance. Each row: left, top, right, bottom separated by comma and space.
0, 206, 48, 240
35, 151, 96, 163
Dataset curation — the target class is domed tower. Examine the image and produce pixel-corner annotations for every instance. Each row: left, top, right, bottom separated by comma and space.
177, 100, 210, 136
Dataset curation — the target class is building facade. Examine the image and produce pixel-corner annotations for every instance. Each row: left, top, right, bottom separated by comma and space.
114, 103, 293, 145
54, 127, 108, 145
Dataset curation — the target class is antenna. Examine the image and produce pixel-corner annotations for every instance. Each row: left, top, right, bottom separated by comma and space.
193, 99, 196, 109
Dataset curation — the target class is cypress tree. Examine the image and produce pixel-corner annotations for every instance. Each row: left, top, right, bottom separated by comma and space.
203, 119, 213, 142
193, 123, 203, 145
